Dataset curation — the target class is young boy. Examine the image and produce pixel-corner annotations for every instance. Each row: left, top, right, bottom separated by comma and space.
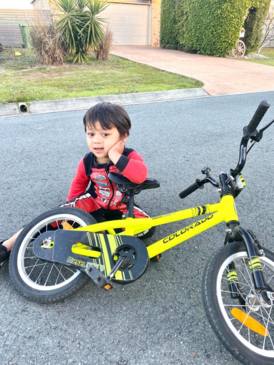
0, 102, 150, 265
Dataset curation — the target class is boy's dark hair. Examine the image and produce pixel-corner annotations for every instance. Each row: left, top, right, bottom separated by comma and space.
83, 102, 131, 136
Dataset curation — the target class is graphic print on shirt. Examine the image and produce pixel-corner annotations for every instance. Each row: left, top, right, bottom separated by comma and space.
91, 170, 115, 208
94, 175, 106, 181
99, 189, 111, 197
69, 148, 147, 211
96, 182, 108, 187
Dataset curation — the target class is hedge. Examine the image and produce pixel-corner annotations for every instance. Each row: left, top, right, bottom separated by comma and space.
160, 0, 179, 48
160, 0, 271, 56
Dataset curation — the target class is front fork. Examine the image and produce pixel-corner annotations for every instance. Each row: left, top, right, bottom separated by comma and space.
225, 223, 272, 302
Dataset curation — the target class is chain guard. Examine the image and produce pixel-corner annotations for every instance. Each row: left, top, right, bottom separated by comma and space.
32, 230, 149, 284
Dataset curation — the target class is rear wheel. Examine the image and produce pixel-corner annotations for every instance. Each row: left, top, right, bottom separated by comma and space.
203, 242, 274, 365
9, 207, 96, 303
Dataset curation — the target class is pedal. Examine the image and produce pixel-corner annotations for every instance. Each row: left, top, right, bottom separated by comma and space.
85, 262, 112, 289
150, 254, 161, 262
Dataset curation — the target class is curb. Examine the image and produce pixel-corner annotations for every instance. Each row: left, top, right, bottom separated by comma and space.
0, 88, 208, 117
0, 103, 19, 116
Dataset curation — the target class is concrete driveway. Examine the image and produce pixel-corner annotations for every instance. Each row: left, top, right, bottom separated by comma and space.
111, 46, 274, 96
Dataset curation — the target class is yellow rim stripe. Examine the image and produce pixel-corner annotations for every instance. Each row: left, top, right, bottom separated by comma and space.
231, 308, 269, 337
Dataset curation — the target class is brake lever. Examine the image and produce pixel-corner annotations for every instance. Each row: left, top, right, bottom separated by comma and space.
207, 176, 219, 187
201, 167, 211, 176
247, 119, 274, 149
201, 167, 219, 187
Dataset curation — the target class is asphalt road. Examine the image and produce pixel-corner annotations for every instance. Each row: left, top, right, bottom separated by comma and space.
1, 92, 274, 365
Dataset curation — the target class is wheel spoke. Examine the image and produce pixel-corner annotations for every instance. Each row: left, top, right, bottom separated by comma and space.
15, 211, 94, 294
54, 265, 67, 284
259, 306, 274, 350
27, 258, 42, 277
44, 264, 55, 286
24, 262, 49, 269
35, 262, 48, 284
211, 247, 274, 359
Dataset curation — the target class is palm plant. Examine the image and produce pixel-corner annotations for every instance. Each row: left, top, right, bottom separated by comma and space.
56, 0, 107, 63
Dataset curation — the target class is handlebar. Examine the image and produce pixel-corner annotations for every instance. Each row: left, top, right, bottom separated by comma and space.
179, 101, 272, 199
244, 100, 270, 137
179, 179, 204, 199
231, 100, 271, 177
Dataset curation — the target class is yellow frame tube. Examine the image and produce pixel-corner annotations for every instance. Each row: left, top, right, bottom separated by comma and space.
75, 195, 239, 259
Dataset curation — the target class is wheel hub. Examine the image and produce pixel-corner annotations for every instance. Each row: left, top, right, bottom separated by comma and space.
246, 292, 273, 311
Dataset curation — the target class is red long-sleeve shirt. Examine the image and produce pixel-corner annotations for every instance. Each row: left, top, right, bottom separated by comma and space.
67, 148, 148, 210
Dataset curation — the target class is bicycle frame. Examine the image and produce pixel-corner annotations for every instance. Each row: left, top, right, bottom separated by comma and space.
76, 194, 239, 259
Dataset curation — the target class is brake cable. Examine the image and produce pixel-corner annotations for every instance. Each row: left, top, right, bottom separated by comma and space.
259, 119, 274, 133
246, 119, 274, 154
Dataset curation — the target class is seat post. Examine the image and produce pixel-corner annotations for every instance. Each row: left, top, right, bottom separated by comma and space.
126, 191, 135, 218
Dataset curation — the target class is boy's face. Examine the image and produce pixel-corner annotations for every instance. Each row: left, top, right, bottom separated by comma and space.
86, 121, 122, 163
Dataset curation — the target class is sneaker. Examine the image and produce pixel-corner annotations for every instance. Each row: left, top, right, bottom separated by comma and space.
0, 241, 10, 266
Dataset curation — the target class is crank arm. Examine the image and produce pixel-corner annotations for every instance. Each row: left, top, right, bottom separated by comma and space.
85, 262, 112, 290
109, 257, 125, 279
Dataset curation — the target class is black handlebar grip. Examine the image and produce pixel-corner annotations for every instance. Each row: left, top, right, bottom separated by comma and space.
246, 100, 270, 134
179, 180, 201, 199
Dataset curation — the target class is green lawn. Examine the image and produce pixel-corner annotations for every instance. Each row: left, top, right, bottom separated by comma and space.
0, 49, 202, 103
247, 48, 274, 67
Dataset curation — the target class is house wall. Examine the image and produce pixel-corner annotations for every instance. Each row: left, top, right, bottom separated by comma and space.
0, 9, 50, 47
31, 0, 51, 10
31, 0, 161, 47
101, 3, 151, 45
151, 0, 161, 47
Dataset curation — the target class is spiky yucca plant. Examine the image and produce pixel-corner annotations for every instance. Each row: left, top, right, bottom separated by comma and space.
56, 0, 107, 63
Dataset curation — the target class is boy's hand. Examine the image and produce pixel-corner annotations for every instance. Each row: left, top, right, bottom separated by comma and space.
108, 137, 127, 164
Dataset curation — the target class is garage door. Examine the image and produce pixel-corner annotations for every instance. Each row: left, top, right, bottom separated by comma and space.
101, 3, 151, 45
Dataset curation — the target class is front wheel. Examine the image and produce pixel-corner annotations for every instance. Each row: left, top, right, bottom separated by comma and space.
203, 241, 274, 365
9, 207, 96, 303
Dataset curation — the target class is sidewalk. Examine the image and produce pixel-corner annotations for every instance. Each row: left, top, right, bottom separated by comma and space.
111, 46, 274, 96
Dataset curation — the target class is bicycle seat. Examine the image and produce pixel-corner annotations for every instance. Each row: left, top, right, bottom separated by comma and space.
108, 172, 160, 193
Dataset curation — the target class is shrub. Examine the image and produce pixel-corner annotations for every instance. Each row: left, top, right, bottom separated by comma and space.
56, 0, 107, 63
30, 23, 64, 65
95, 29, 112, 60
176, 0, 250, 56
160, 0, 179, 48
161, 0, 271, 56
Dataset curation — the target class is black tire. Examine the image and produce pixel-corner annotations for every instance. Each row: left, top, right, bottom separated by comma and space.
9, 207, 96, 303
203, 241, 274, 365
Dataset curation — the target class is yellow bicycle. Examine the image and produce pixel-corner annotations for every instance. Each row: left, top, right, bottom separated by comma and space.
9, 101, 274, 365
